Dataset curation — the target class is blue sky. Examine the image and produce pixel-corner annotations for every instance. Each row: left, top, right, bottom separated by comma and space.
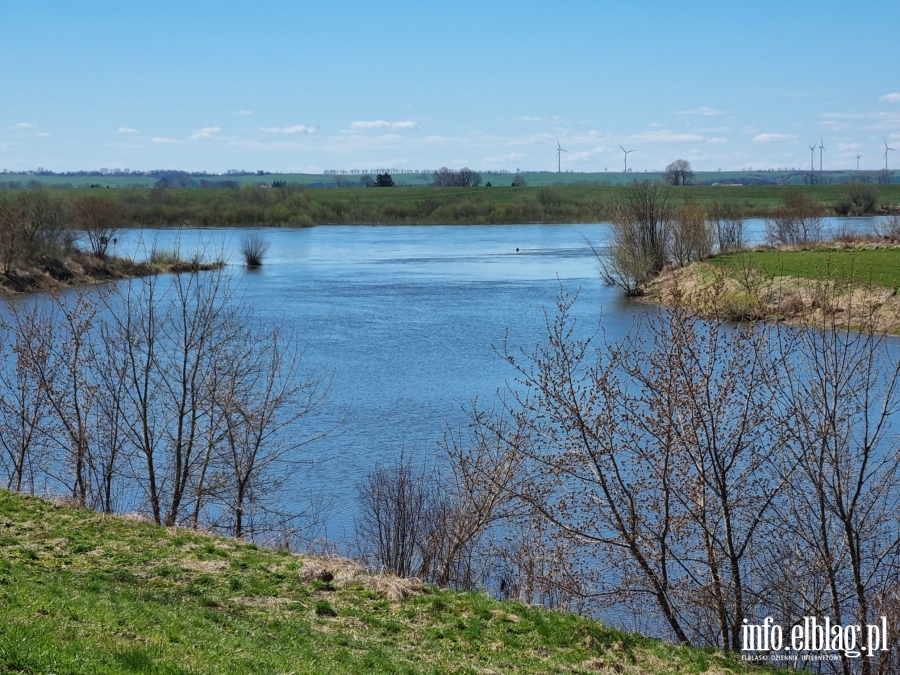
2, 1, 899, 174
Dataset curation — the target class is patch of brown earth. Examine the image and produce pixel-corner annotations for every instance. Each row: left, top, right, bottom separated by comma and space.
297, 556, 424, 602
647, 261, 900, 334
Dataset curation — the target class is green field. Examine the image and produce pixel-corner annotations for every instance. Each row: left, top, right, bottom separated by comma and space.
710, 247, 900, 288
2, 182, 900, 226
89, 184, 900, 226
0, 490, 789, 674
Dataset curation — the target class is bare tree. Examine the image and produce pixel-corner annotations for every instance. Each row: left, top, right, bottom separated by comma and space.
432, 167, 482, 187
594, 181, 671, 295
772, 295, 900, 675
670, 203, 711, 266
0, 308, 51, 493
212, 323, 330, 539
10, 291, 100, 506
16, 189, 70, 252
72, 195, 125, 258
709, 199, 746, 252
765, 189, 824, 245
0, 198, 28, 277
356, 452, 433, 578
465, 289, 798, 648
665, 159, 694, 186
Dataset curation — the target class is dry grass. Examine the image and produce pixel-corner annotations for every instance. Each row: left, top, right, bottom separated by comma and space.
297, 556, 424, 602
0, 249, 225, 295
647, 259, 900, 333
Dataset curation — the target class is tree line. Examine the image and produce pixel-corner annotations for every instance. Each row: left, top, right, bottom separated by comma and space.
596, 181, 872, 297
0, 268, 329, 543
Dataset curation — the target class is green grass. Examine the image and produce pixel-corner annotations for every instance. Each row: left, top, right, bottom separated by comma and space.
710, 247, 900, 288
0, 490, 790, 674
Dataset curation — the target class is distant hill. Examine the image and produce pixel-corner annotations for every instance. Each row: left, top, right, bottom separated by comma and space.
2, 169, 895, 189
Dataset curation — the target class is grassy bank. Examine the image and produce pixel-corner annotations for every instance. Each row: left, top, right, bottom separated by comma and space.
4, 184, 899, 227
711, 246, 900, 288
0, 249, 223, 295
647, 242, 900, 332
0, 490, 789, 674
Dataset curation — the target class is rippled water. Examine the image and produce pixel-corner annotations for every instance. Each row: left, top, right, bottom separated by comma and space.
109, 224, 643, 535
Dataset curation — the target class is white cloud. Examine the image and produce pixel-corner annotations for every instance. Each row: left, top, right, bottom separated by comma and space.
34, 132, 50, 138
880, 93, 900, 103
627, 131, 704, 143
105, 141, 145, 149
12, 122, 37, 129
752, 133, 797, 143
819, 120, 850, 131
507, 133, 554, 146
706, 137, 728, 144
514, 116, 544, 122
151, 137, 180, 144
568, 130, 610, 143
568, 147, 609, 162
190, 126, 222, 140
118, 127, 139, 134
676, 107, 724, 116
350, 120, 418, 130
259, 125, 315, 134
238, 110, 253, 116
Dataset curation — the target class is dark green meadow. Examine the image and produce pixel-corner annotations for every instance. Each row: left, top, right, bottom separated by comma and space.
0, 491, 794, 674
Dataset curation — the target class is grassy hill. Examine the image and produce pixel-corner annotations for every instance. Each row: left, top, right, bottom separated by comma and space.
0, 490, 789, 674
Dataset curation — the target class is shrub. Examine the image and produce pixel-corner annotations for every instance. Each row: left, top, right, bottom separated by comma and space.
596, 181, 671, 295
765, 189, 823, 245
240, 233, 270, 267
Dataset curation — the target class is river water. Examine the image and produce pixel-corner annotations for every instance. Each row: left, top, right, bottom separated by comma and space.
110, 223, 632, 537
4, 217, 890, 538
109, 216, 889, 537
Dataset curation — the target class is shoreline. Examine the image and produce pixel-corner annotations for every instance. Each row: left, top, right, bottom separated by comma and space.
644, 242, 900, 334
0, 250, 225, 296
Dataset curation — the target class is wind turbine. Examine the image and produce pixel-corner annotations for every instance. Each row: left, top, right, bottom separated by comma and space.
808, 143, 817, 171
818, 136, 826, 172
618, 145, 635, 173
556, 139, 567, 174
885, 138, 896, 171
856, 154, 862, 172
